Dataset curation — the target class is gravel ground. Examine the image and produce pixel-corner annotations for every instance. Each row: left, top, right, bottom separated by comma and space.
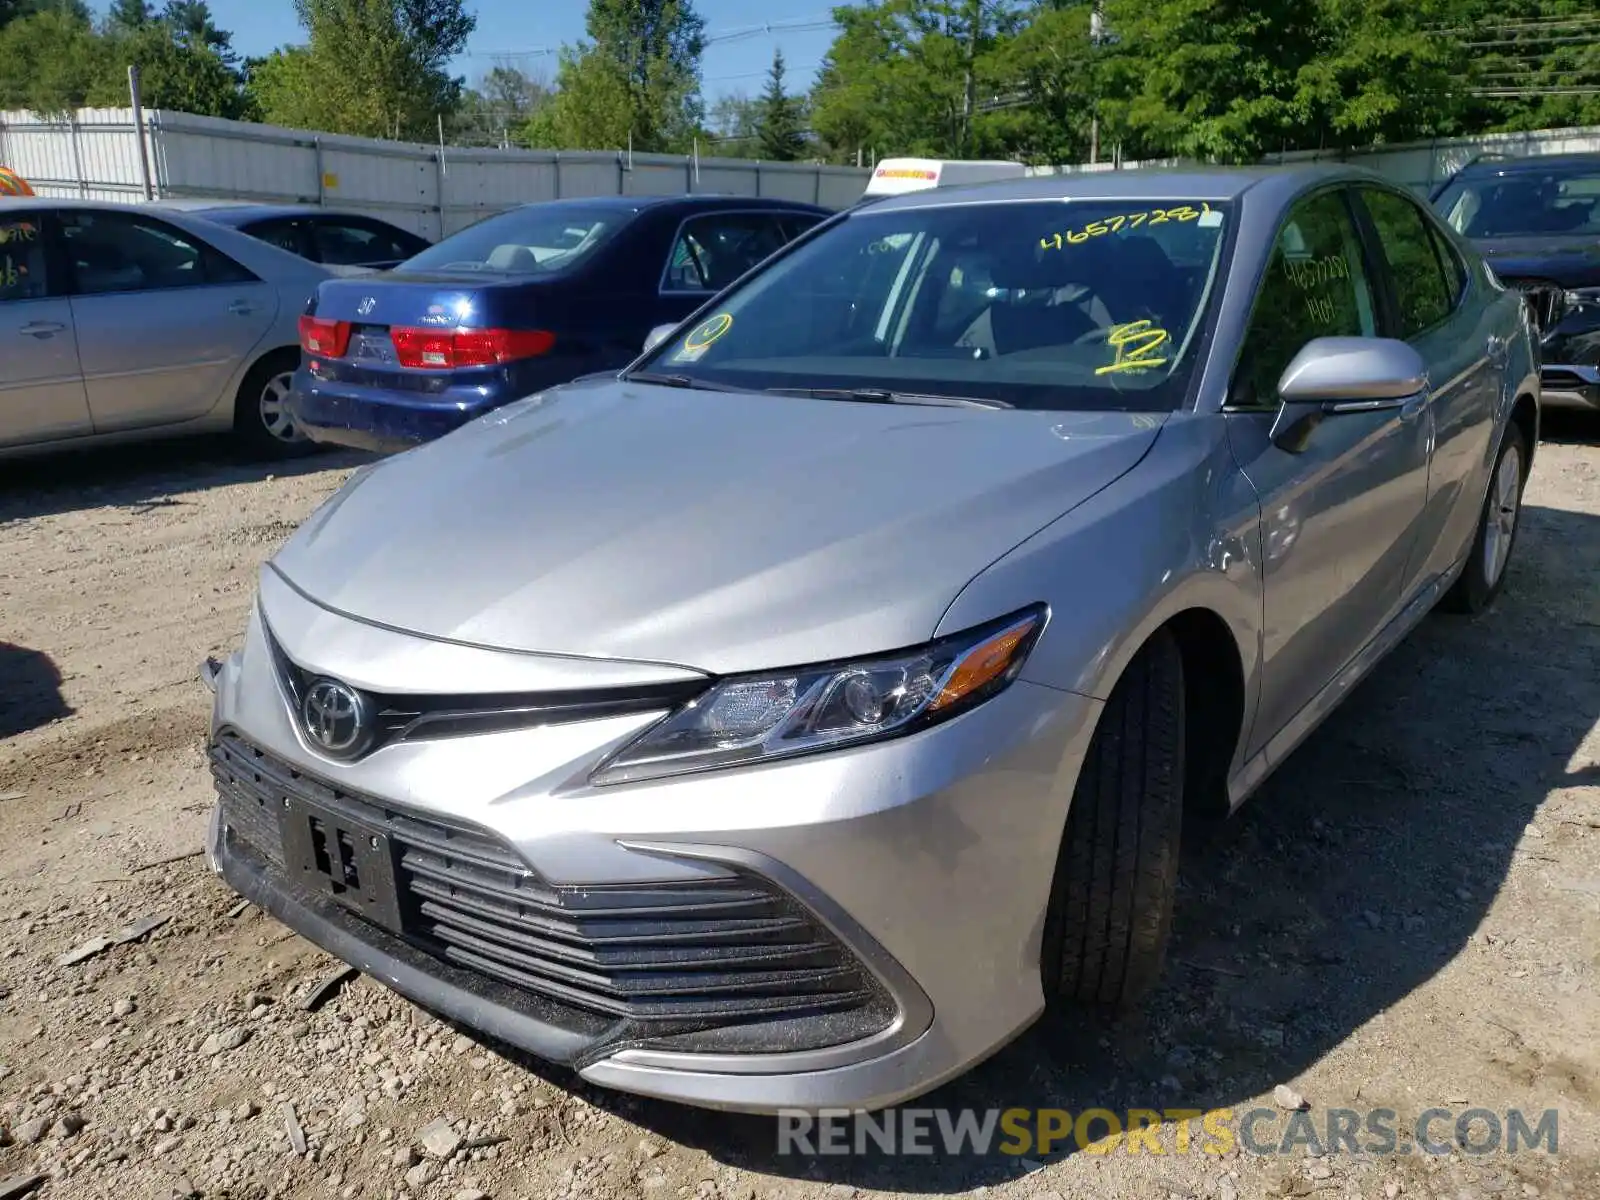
1, 420, 1597, 1200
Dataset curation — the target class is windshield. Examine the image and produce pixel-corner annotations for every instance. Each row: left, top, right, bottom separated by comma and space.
1435, 165, 1600, 239
399, 205, 622, 274
632, 198, 1232, 411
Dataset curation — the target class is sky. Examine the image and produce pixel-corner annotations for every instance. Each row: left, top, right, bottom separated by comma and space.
192, 0, 841, 102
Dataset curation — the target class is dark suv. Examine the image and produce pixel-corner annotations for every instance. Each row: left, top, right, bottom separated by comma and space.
1433, 153, 1600, 411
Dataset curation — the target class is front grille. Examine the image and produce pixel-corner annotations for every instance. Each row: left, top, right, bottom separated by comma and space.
211, 732, 884, 1030
1502, 277, 1567, 335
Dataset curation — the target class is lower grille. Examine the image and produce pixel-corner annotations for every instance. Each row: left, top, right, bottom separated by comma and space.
211, 731, 885, 1030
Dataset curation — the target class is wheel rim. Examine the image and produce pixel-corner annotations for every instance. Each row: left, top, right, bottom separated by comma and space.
259, 372, 305, 443
1482, 441, 1522, 588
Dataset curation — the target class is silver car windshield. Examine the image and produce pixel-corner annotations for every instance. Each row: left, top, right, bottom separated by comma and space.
637, 198, 1232, 411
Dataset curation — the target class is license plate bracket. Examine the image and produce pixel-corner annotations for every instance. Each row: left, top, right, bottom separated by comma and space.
352, 330, 396, 365
280, 796, 404, 933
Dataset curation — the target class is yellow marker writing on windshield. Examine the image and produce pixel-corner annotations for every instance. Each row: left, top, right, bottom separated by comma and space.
1095, 321, 1170, 375
684, 312, 732, 351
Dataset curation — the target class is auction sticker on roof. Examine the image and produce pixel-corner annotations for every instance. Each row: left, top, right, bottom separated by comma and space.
673, 313, 733, 362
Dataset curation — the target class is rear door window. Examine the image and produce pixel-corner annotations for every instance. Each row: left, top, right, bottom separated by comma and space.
60, 210, 257, 294
312, 219, 420, 267
241, 217, 309, 259
663, 213, 792, 293
0, 213, 49, 301
1359, 188, 1456, 338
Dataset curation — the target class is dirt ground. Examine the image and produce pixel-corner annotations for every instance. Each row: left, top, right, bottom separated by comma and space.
0, 419, 1597, 1200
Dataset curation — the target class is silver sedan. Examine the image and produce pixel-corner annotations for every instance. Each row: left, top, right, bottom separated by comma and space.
204, 164, 1539, 1113
0, 198, 341, 460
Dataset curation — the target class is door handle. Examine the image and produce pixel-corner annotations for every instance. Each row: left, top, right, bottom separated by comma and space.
18, 321, 65, 338
227, 300, 257, 315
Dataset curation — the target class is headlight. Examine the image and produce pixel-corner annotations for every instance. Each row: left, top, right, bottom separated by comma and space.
589, 606, 1047, 786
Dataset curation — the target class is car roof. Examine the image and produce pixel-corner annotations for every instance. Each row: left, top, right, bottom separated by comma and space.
1451, 152, 1600, 178
149, 201, 386, 225
503, 193, 832, 217
856, 162, 1389, 213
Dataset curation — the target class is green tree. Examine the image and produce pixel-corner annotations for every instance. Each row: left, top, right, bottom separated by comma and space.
95, 20, 250, 118
755, 48, 807, 160
524, 0, 706, 152
809, 0, 1028, 164
449, 65, 551, 147
107, 0, 154, 31
0, 7, 106, 112
707, 91, 761, 157
251, 0, 475, 139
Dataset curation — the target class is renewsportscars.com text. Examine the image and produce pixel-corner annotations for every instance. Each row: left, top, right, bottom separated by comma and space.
777, 1107, 1560, 1158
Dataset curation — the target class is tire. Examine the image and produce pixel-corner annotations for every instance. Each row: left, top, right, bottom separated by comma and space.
1440, 423, 1528, 615
233, 350, 316, 460
1042, 629, 1185, 1009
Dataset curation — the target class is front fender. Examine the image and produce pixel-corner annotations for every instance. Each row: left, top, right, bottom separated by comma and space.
936, 413, 1264, 773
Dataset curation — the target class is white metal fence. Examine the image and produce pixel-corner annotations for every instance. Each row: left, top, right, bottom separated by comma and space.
1029, 124, 1600, 195
0, 108, 875, 237
6, 108, 1600, 230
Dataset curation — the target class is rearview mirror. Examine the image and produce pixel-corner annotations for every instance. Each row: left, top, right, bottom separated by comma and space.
643, 323, 677, 354
1269, 337, 1428, 453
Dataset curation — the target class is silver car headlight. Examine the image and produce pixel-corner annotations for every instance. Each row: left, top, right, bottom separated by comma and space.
590, 606, 1047, 786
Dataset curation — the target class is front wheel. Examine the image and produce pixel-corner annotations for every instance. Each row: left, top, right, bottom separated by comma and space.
233, 351, 316, 460
1440, 423, 1528, 614
1041, 629, 1185, 1009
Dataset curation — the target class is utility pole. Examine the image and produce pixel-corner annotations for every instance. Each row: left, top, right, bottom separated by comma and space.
1088, 0, 1105, 165
960, 0, 979, 157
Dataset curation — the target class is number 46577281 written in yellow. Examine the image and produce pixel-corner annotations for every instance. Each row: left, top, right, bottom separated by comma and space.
1041, 204, 1212, 250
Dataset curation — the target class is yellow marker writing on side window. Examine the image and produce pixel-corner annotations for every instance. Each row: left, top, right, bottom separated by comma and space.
1096, 321, 1170, 375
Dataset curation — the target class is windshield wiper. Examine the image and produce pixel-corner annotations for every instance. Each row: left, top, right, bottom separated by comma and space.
764, 387, 1011, 410
623, 371, 747, 392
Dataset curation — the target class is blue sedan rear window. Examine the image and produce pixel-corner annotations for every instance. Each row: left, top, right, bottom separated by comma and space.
400, 206, 621, 275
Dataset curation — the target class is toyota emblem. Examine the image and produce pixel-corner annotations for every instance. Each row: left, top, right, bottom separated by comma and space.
301, 678, 368, 756
356, 296, 377, 316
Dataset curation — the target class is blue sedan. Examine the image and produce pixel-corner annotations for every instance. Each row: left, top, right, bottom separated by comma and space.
287, 195, 831, 453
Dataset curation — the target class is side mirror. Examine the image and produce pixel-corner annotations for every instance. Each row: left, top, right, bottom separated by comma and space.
1269, 337, 1428, 453
643, 323, 677, 354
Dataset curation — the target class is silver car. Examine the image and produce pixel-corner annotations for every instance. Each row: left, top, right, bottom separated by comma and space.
0, 198, 339, 459
204, 165, 1538, 1113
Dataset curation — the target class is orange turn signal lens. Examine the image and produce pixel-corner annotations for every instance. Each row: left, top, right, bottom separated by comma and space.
929, 614, 1042, 711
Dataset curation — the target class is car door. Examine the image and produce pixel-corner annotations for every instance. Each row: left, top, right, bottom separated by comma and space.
0, 210, 93, 447
1354, 185, 1504, 595
655, 210, 797, 325
62, 209, 278, 432
1223, 187, 1433, 759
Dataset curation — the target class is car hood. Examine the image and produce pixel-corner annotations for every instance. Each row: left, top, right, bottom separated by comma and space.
271, 378, 1165, 675
1473, 234, 1600, 288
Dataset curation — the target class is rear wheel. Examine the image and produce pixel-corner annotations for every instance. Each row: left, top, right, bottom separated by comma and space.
1042, 629, 1185, 1008
1440, 423, 1528, 615
233, 350, 315, 460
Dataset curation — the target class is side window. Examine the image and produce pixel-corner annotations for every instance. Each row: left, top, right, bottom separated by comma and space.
313, 220, 406, 266
0, 214, 48, 302
1231, 190, 1377, 409
662, 214, 791, 293
60, 211, 255, 295
244, 218, 307, 258
779, 213, 824, 241
1360, 188, 1454, 337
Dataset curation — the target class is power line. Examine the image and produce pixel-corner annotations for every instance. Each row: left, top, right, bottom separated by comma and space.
461, 14, 840, 60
